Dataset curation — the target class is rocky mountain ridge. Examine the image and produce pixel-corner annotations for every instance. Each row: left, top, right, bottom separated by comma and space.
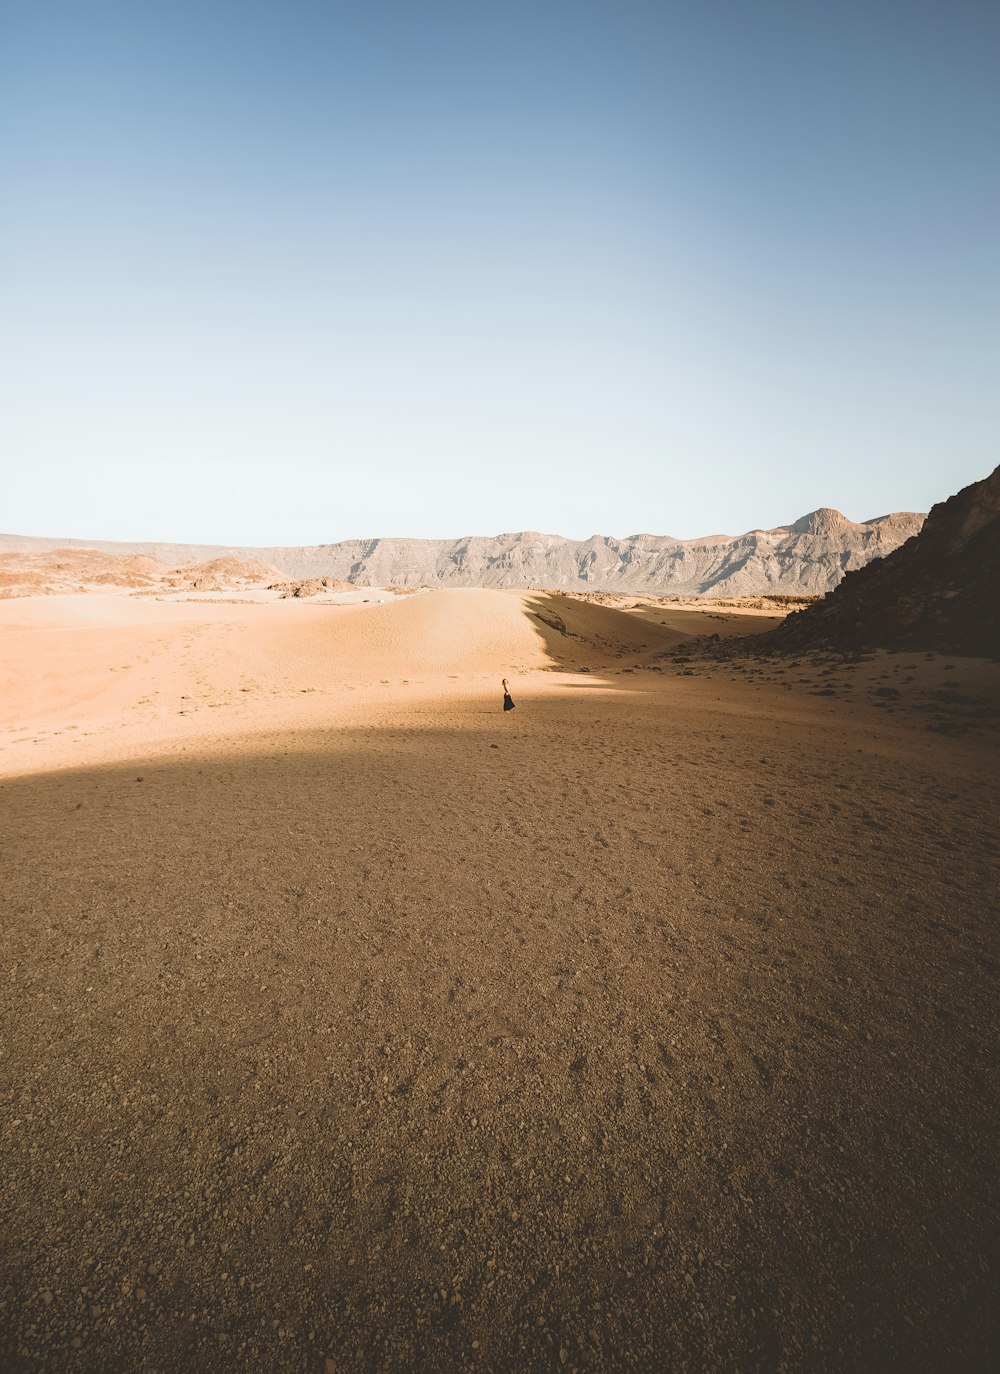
0, 507, 924, 597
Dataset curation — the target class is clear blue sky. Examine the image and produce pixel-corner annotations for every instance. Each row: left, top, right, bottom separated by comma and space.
2, 0, 997, 543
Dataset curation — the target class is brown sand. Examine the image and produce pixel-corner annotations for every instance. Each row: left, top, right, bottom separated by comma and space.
1, 590, 997, 1371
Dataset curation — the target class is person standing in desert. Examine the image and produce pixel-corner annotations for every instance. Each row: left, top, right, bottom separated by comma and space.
502, 678, 515, 712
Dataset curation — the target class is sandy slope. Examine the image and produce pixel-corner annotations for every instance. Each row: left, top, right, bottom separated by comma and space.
0, 591, 683, 762
1, 590, 997, 1372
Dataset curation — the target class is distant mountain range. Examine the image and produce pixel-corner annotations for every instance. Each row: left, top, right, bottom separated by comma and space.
0, 507, 925, 597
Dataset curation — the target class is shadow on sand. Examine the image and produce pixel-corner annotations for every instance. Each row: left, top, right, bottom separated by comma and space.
2, 705, 997, 1372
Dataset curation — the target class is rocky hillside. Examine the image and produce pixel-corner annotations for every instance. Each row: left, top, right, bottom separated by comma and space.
0, 549, 283, 599
0, 508, 923, 597
772, 466, 1000, 657
0, 548, 166, 598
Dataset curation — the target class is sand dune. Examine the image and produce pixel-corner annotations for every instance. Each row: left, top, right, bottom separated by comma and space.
244, 587, 645, 681
1, 587, 997, 1372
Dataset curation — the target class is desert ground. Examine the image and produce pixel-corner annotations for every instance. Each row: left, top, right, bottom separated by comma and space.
1, 587, 997, 1372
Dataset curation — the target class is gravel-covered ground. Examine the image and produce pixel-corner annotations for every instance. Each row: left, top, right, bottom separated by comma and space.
1, 594, 997, 1371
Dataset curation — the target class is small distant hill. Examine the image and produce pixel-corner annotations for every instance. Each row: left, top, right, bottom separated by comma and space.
267, 576, 353, 598
771, 466, 1000, 658
0, 506, 924, 598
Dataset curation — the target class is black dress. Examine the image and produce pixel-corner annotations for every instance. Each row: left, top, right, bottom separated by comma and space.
503, 690, 515, 712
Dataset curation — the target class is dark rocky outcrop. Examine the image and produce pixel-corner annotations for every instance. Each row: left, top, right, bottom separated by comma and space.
771, 467, 1000, 658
